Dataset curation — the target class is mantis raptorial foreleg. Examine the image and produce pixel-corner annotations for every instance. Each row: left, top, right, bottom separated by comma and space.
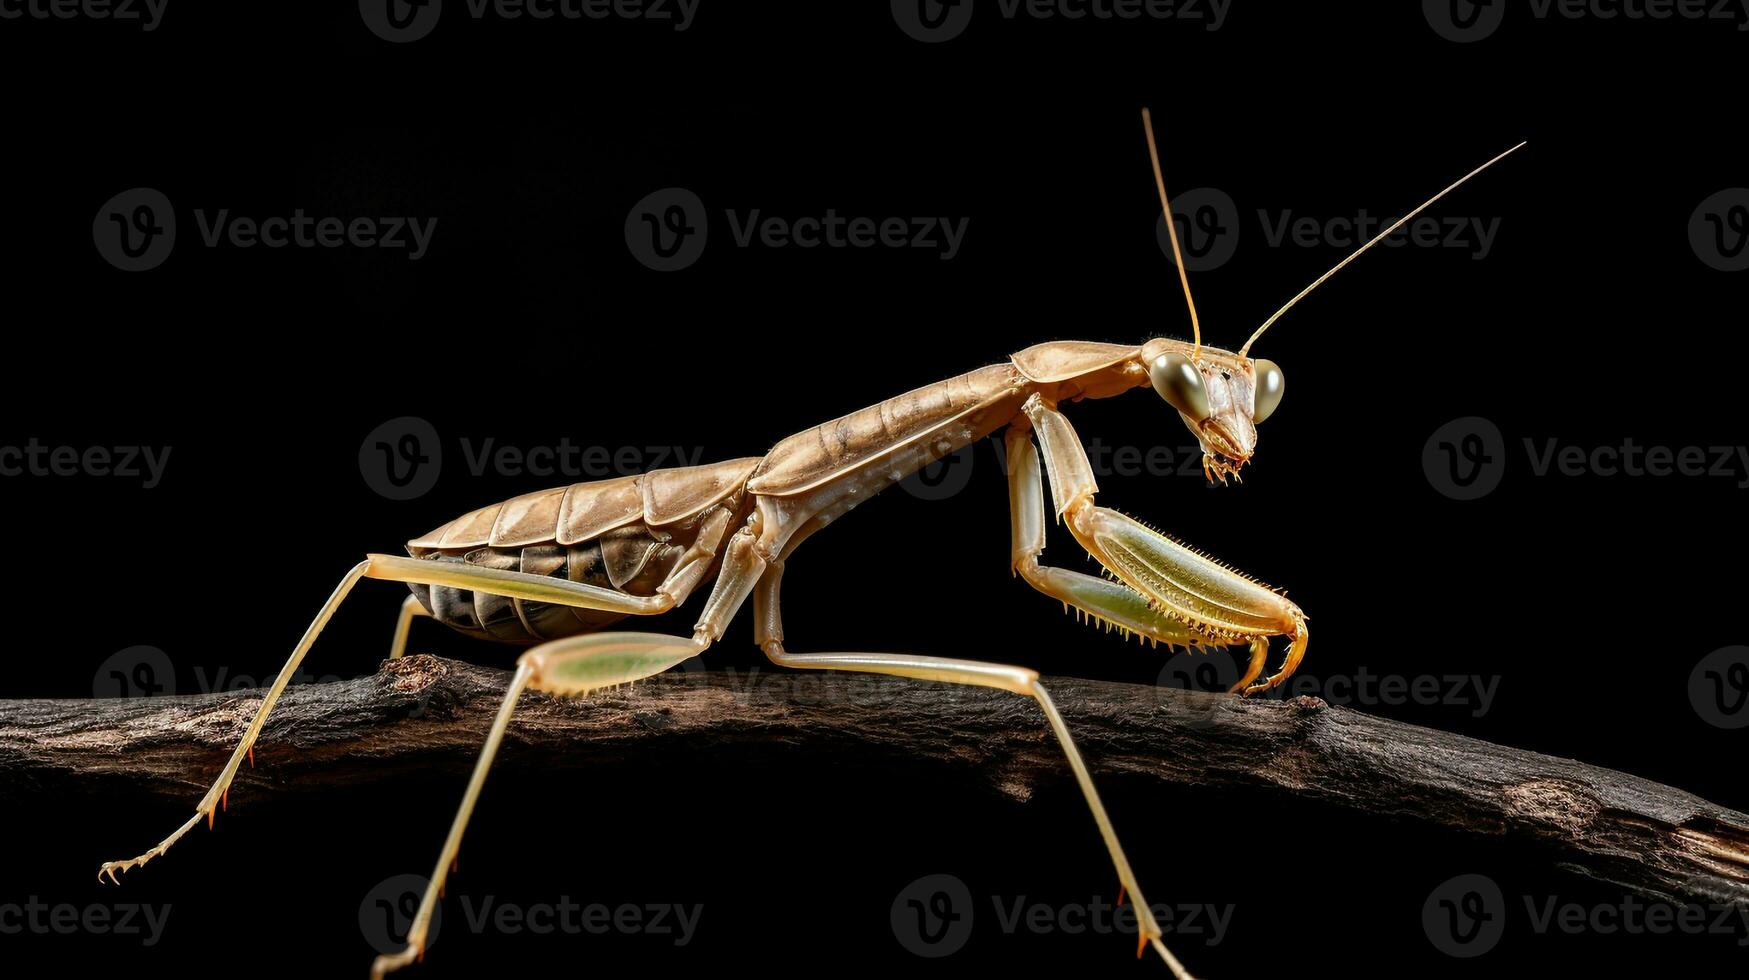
1019, 396, 1308, 696
1006, 426, 1216, 645
750, 560, 1197, 979
96, 546, 723, 886
1005, 423, 1272, 692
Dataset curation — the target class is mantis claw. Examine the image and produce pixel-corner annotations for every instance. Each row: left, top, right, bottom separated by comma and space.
97, 809, 207, 886
97, 848, 157, 885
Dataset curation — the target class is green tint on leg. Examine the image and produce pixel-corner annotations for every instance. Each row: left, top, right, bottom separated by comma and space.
522, 632, 707, 697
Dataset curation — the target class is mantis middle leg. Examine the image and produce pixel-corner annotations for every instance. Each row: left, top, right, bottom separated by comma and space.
750, 558, 1198, 978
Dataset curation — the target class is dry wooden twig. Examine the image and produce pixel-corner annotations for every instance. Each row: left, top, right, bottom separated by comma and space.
2, 654, 1745, 908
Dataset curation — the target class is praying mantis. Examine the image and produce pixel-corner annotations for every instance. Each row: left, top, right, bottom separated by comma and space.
96, 110, 1523, 978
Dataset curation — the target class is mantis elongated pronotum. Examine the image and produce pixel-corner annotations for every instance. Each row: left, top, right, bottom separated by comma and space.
97, 111, 1523, 978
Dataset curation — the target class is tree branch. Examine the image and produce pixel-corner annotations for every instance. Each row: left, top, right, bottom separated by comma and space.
3, 655, 1745, 908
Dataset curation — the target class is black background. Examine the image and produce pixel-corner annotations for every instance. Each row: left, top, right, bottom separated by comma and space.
1, 3, 1745, 977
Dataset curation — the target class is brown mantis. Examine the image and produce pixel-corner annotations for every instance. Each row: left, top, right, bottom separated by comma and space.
95, 111, 1524, 979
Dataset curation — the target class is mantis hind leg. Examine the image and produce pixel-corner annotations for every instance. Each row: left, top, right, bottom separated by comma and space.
97, 551, 712, 886
752, 560, 1198, 980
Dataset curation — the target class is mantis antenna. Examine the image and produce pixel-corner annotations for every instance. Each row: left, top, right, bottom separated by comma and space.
1238, 140, 1527, 357
1141, 107, 1203, 358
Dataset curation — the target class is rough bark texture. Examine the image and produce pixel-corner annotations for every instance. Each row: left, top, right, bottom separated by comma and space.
3, 655, 1745, 908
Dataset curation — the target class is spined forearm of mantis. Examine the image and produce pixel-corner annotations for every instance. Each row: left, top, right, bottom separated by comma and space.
93, 111, 1523, 980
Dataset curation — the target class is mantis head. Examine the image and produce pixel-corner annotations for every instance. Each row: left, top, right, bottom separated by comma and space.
1141, 340, 1283, 483
1136, 107, 1520, 483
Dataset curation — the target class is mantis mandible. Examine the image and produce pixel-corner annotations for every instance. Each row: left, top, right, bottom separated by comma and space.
96, 111, 1524, 979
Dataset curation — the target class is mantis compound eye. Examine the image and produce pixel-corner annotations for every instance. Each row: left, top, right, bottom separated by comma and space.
1251, 359, 1285, 423
1149, 352, 1211, 421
